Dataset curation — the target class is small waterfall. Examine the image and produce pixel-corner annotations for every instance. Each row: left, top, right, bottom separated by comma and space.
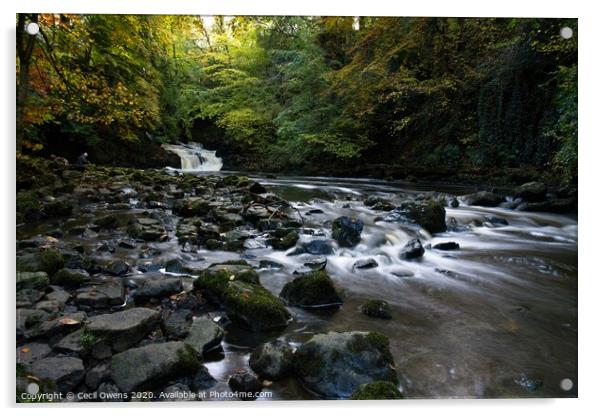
163, 142, 223, 172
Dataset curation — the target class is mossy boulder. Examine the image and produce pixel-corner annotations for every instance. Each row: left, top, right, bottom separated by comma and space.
293, 331, 398, 398
401, 199, 446, 233
463, 191, 504, 207
16, 271, 49, 292
332, 216, 364, 247
94, 215, 120, 229
16, 190, 42, 223
173, 198, 210, 217
51, 268, 90, 288
349, 381, 404, 400
360, 299, 392, 319
269, 229, 299, 250
280, 270, 342, 308
223, 281, 291, 332
17, 248, 65, 275
513, 181, 547, 202
42, 198, 74, 218
194, 264, 260, 300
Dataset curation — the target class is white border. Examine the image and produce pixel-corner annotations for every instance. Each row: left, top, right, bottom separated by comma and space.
2, 1, 600, 416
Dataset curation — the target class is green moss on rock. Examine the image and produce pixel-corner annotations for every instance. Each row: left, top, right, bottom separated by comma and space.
349, 381, 404, 400
194, 264, 260, 299
280, 270, 342, 307
224, 281, 291, 332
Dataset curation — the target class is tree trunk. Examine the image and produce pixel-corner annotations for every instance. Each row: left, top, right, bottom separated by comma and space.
16, 13, 38, 153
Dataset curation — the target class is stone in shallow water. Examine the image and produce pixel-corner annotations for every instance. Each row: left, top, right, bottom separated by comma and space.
350, 381, 404, 400
184, 315, 224, 355
353, 258, 379, 270
249, 340, 294, 380
280, 270, 342, 308
432, 241, 460, 251
228, 370, 262, 401
28, 356, 85, 393
17, 271, 49, 291
16, 342, 52, 365
293, 331, 398, 398
75, 277, 125, 309
399, 238, 425, 260
223, 281, 291, 332
131, 274, 182, 300
51, 268, 90, 288
110, 341, 200, 392
163, 308, 193, 339
86, 307, 160, 353
332, 216, 364, 248
360, 299, 392, 319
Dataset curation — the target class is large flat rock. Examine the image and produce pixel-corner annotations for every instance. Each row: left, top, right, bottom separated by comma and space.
86, 307, 160, 352
28, 356, 85, 393
110, 341, 200, 392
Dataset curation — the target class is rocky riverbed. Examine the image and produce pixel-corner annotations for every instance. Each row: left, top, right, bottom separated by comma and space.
16, 156, 577, 401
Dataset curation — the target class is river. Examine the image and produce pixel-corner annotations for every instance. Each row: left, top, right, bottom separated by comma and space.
17, 169, 578, 399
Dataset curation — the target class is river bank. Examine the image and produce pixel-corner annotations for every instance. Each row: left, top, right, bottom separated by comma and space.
16, 155, 577, 401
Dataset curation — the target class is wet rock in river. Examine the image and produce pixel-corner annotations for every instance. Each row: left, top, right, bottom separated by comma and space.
513, 181, 547, 202
400, 199, 447, 233
194, 264, 261, 300
463, 191, 505, 207
27, 311, 86, 340
360, 299, 392, 319
17, 248, 65, 275
365, 196, 395, 211
516, 197, 576, 213
332, 216, 364, 248
249, 340, 294, 380
269, 229, 299, 250
110, 341, 200, 392
75, 277, 125, 309
51, 268, 90, 288
163, 309, 193, 339
102, 259, 130, 276
16, 342, 52, 365
17, 308, 50, 334
400, 238, 425, 260
249, 181, 267, 194
349, 381, 403, 400
131, 274, 182, 301
228, 370, 262, 400
17, 271, 49, 292
172, 197, 210, 217
17, 289, 45, 308
94, 215, 120, 230
27, 356, 85, 393
295, 239, 334, 255
433, 241, 460, 251
86, 307, 160, 353
184, 315, 224, 355
223, 281, 291, 332
85, 362, 111, 390
258, 260, 284, 270
128, 216, 166, 241
353, 258, 379, 270
293, 331, 398, 398
280, 270, 342, 308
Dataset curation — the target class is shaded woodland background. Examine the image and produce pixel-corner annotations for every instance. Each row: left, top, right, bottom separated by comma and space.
17, 15, 577, 184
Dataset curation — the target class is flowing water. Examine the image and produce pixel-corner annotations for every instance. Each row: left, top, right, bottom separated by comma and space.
163, 143, 223, 172
17, 172, 577, 400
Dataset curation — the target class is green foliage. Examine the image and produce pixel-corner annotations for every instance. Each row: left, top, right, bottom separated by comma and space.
18, 15, 577, 183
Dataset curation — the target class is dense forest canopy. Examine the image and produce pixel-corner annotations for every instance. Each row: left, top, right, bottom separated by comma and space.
16, 14, 577, 183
